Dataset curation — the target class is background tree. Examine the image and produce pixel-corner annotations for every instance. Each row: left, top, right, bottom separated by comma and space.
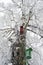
0, 0, 43, 65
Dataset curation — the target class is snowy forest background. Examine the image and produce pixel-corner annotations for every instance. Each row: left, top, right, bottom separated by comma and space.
0, 0, 43, 65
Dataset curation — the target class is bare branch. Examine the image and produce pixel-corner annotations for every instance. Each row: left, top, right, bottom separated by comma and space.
28, 24, 43, 31
12, 0, 21, 8
35, 15, 42, 23
7, 31, 15, 38
24, 0, 39, 29
0, 28, 15, 31
30, 0, 39, 11
0, 28, 15, 38
0, 5, 17, 23
27, 29, 43, 38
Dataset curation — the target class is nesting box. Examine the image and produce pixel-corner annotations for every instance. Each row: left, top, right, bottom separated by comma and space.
20, 26, 24, 34
26, 48, 33, 59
